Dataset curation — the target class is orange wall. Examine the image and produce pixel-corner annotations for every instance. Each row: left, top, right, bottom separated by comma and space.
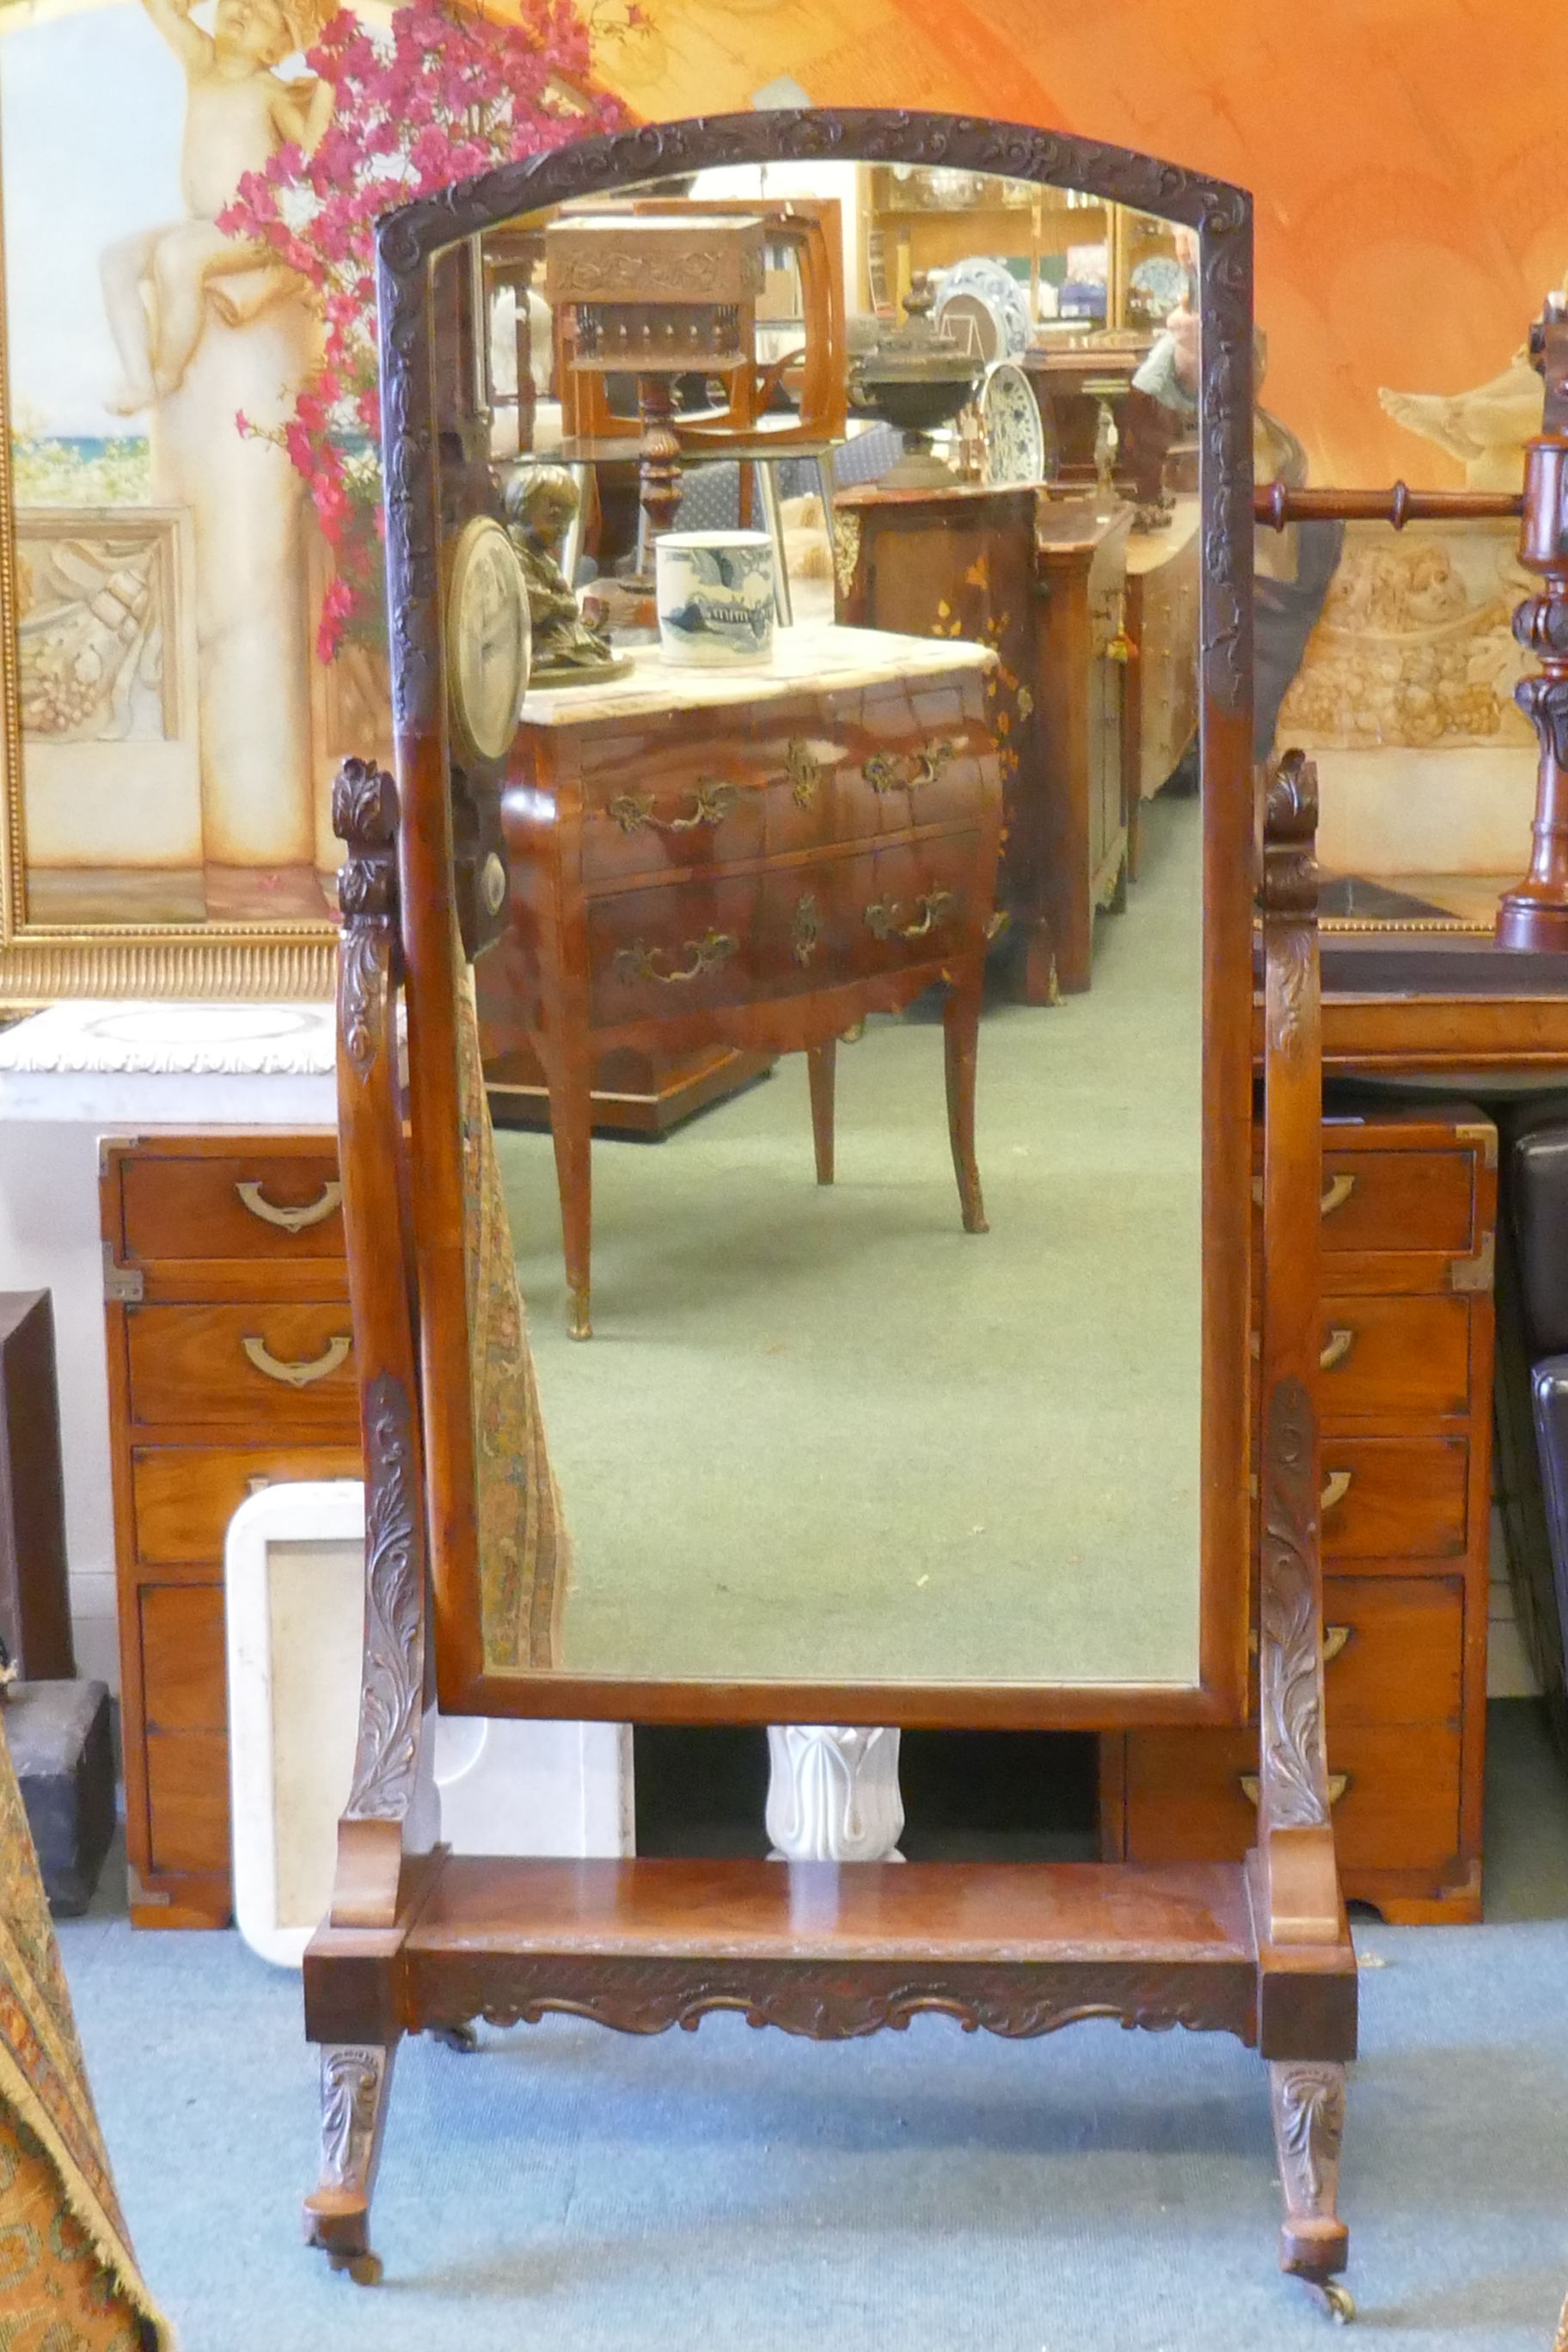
580, 0, 1568, 485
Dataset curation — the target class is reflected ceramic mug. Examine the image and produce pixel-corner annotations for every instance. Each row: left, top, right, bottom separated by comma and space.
655, 530, 775, 669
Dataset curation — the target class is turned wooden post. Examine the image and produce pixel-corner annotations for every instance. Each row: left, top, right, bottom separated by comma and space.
1498, 300, 1568, 952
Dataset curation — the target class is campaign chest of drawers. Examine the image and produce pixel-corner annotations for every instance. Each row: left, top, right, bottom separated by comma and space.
1102, 1103, 1498, 1924
101, 1134, 358, 1929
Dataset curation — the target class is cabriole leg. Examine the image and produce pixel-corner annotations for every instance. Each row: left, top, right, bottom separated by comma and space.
806, 1041, 836, 1185
942, 971, 988, 1234
1269, 2057, 1352, 2321
303, 2041, 398, 2286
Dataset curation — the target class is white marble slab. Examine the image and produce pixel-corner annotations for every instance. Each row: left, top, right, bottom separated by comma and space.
224, 1481, 634, 1968
519, 619, 996, 727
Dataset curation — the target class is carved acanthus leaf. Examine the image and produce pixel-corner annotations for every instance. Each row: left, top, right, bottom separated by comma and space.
318, 2045, 389, 2193
345, 1374, 425, 1822
1259, 1376, 1329, 1829
1271, 2060, 1345, 2207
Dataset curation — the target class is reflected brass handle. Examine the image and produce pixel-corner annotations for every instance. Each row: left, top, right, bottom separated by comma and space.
1320, 1326, 1355, 1372
1240, 1771, 1348, 1808
865, 890, 957, 944
235, 1179, 342, 1234
1321, 1624, 1352, 1668
863, 741, 954, 795
607, 781, 738, 835
1320, 1469, 1352, 1512
242, 1333, 351, 1388
1249, 1173, 1357, 1216
611, 930, 738, 986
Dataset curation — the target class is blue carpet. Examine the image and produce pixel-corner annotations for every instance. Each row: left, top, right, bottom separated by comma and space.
56, 1898, 1568, 2351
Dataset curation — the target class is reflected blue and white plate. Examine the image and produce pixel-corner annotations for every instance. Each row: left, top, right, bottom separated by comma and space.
933, 256, 1032, 364
981, 359, 1047, 487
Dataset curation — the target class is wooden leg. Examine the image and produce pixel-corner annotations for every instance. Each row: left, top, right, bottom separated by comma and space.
942, 973, 988, 1235
303, 2041, 397, 2286
1107, 851, 1129, 915
806, 1041, 836, 1185
1269, 2057, 1352, 2319
1016, 919, 1059, 1008
546, 1046, 594, 1339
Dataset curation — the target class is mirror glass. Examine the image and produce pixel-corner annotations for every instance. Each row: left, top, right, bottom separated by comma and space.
447, 157, 1205, 1688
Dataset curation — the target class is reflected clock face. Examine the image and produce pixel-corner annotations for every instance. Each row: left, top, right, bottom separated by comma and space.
445, 517, 532, 763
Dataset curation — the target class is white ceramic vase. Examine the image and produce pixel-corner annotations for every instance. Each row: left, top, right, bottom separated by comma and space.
655, 529, 775, 669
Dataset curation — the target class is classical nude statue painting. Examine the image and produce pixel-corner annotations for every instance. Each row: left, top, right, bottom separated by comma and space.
0, 0, 610, 940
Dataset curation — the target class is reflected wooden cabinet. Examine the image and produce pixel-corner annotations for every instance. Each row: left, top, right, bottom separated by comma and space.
835, 481, 1130, 1001
501, 628, 1002, 1335
100, 1136, 358, 1930
1102, 1104, 1498, 1924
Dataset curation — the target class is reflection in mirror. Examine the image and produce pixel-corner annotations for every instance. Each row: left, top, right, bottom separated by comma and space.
445, 161, 1204, 1690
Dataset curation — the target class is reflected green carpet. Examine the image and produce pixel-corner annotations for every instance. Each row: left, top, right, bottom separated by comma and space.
498, 791, 1203, 1687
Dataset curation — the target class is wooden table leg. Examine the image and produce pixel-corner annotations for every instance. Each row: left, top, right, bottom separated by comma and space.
542, 1036, 594, 1339
943, 970, 988, 1234
806, 1041, 836, 1185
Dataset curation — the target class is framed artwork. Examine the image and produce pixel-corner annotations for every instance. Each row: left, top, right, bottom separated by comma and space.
0, 0, 615, 998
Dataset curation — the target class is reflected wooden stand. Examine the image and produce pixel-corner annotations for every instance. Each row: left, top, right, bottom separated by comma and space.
303, 752, 1357, 2314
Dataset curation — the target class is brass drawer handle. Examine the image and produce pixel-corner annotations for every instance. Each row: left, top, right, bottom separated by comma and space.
235, 1179, 342, 1234
242, 1333, 352, 1388
1249, 1173, 1357, 1216
1320, 1469, 1352, 1512
865, 889, 956, 944
1321, 1624, 1352, 1668
607, 780, 738, 835
1320, 1326, 1355, 1373
863, 740, 954, 795
611, 930, 738, 987
1240, 1771, 1348, 1809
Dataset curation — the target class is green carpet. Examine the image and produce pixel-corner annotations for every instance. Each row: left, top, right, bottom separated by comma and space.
498, 790, 1203, 1687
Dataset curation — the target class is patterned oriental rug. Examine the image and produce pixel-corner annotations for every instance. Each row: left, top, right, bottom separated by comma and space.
0, 1710, 169, 2349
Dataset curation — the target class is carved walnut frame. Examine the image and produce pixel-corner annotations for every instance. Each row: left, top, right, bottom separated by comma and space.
364, 108, 1258, 1732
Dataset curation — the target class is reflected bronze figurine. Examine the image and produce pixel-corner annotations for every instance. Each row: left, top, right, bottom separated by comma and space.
502, 467, 632, 687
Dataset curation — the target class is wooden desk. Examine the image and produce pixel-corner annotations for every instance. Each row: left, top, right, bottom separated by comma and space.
500, 623, 1003, 1337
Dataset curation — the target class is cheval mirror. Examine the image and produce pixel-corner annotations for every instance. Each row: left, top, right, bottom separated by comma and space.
306, 109, 1356, 2318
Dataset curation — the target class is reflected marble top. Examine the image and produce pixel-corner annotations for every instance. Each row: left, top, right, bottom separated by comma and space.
517, 621, 995, 728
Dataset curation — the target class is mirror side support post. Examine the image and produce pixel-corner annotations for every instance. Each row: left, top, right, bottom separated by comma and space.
1254, 750, 1355, 2312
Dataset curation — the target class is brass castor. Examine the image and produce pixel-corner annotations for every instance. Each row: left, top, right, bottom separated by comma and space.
328, 2250, 383, 2287
431, 2024, 479, 2055
1304, 2278, 1354, 2324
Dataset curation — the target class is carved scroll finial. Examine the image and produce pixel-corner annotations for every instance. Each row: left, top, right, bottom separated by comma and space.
333, 759, 400, 1077
333, 757, 399, 922
1260, 748, 1320, 922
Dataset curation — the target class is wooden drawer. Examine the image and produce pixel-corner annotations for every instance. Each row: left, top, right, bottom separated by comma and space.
119, 1151, 345, 1266
125, 1303, 358, 1430
140, 1585, 226, 1733
1320, 1435, 1469, 1559
1318, 1574, 1463, 1724
1315, 1149, 1476, 1259
577, 697, 994, 886
1316, 1295, 1472, 1421
144, 1734, 230, 1875
585, 830, 994, 1027
132, 1443, 361, 1563
1124, 1721, 1461, 1874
